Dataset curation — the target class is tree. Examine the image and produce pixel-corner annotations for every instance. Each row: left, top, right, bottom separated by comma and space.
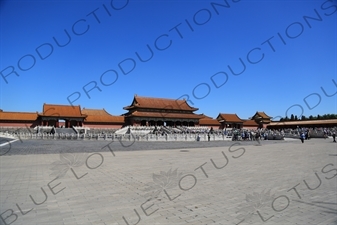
294, 115, 298, 121
290, 114, 295, 121
301, 115, 306, 120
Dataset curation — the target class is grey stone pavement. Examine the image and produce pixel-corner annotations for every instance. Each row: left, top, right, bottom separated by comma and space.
0, 138, 336, 225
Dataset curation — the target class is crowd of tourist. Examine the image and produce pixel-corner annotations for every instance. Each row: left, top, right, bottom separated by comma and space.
1, 125, 335, 142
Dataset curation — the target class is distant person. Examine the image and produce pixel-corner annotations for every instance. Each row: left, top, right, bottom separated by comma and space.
208, 133, 210, 141
264, 133, 268, 140
300, 132, 305, 143
255, 132, 260, 140
332, 132, 336, 142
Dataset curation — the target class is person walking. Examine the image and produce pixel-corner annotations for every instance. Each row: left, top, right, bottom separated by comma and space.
300, 132, 305, 143
332, 132, 336, 142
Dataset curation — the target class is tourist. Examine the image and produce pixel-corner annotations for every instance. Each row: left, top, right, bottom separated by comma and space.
332, 132, 336, 142
255, 132, 260, 140
300, 132, 305, 143
264, 132, 268, 140
197, 134, 200, 141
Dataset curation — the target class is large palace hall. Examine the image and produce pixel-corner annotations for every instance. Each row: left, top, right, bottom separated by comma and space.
0, 95, 336, 129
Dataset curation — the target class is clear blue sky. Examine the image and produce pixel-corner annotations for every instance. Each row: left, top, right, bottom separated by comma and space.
1, 0, 336, 120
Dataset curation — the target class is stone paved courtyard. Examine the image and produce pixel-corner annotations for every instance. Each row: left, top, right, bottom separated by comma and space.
0, 138, 336, 225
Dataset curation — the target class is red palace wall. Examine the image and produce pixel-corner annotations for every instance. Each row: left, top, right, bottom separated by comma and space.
242, 126, 259, 130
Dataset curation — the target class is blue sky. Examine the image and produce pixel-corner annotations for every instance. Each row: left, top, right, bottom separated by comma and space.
1, 0, 336, 120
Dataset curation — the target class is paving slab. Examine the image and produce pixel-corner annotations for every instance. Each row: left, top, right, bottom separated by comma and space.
0, 139, 336, 225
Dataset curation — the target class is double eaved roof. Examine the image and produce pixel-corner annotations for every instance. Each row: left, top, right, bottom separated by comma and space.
126, 111, 202, 119
123, 95, 198, 111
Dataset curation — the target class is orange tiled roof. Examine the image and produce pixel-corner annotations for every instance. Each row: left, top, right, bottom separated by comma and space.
199, 114, 220, 126
242, 120, 258, 126
252, 111, 271, 119
39, 104, 86, 118
124, 95, 198, 111
217, 113, 243, 123
268, 119, 337, 126
199, 114, 213, 119
82, 108, 124, 123
126, 111, 203, 119
0, 110, 38, 121
199, 118, 220, 126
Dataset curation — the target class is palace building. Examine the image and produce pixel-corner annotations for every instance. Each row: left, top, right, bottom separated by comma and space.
251, 111, 272, 128
0, 110, 39, 128
216, 113, 244, 129
0, 104, 123, 128
123, 95, 203, 126
2, 95, 334, 130
267, 119, 337, 129
38, 104, 86, 128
